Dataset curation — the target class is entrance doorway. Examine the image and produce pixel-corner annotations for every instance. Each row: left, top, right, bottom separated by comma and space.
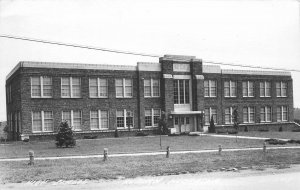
174, 116, 190, 133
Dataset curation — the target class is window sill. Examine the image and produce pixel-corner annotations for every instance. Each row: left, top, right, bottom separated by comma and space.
116, 97, 133, 99
89, 97, 108, 99
61, 97, 82, 99
31, 97, 53, 99
32, 131, 53, 133
90, 128, 109, 131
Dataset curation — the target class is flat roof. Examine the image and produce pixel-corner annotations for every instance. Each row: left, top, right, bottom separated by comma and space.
6, 61, 291, 80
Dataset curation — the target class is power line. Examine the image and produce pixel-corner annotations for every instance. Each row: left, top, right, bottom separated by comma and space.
1, 34, 299, 73
0, 34, 161, 58
203, 60, 300, 73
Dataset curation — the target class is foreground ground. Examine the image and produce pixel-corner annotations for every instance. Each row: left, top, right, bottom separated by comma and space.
1, 132, 300, 159
1, 132, 300, 183
1, 161, 300, 190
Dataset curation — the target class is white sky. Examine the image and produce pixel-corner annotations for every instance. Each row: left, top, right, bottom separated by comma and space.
0, 0, 299, 121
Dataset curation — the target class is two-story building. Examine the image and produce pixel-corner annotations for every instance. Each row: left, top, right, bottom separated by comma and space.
5, 55, 295, 141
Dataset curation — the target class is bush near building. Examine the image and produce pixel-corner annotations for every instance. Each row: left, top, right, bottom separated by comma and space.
55, 121, 76, 148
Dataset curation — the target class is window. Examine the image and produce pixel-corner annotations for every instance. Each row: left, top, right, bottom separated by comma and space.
260, 82, 271, 97
243, 107, 255, 123
90, 110, 109, 130
242, 81, 254, 97
224, 81, 236, 97
7, 85, 12, 103
31, 76, 53, 98
205, 108, 217, 125
61, 77, 81, 98
144, 79, 160, 97
174, 80, 190, 104
32, 111, 53, 132
62, 110, 82, 130
277, 106, 288, 122
115, 79, 133, 98
204, 80, 217, 97
145, 108, 161, 127
116, 109, 134, 128
225, 107, 233, 124
89, 78, 108, 98
260, 106, 272, 122
276, 82, 287, 97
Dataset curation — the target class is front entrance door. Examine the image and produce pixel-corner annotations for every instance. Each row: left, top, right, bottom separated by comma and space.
174, 116, 190, 133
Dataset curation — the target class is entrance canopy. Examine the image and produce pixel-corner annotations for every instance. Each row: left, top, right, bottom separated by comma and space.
170, 111, 203, 115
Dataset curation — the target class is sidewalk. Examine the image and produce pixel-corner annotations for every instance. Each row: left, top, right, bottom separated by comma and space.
203, 134, 290, 141
1, 146, 300, 162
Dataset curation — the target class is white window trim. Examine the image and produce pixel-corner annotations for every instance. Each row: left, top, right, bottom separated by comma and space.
174, 79, 191, 105
144, 79, 160, 98
243, 107, 255, 124
116, 79, 133, 98
89, 78, 108, 98
260, 81, 271, 97
260, 106, 272, 123
225, 107, 233, 124
31, 111, 54, 133
61, 77, 81, 98
62, 110, 82, 131
116, 109, 134, 129
205, 80, 217, 97
90, 110, 109, 130
224, 80, 236, 97
243, 81, 254, 97
31, 76, 52, 98
205, 107, 217, 125
276, 82, 287, 97
145, 108, 161, 128
277, 106, 288, 122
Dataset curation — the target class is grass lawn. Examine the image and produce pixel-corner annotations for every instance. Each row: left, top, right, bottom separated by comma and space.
1, 149, 300, 183
222, 131, 300, 140
0, 135, 278, 159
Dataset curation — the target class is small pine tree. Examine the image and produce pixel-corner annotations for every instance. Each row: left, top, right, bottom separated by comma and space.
208, 116, 216, 133
55, 121, 76, 148
232, 109, 239, 133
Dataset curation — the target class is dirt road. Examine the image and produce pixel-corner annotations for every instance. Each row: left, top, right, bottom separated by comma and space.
1, 165, 300, 190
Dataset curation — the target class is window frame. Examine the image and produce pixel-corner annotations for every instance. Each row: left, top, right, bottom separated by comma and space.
260, 81, 271, 97
115, 78, 133, 98
224, 107, 233, 124
276, 82, 287, 97
260, 106, 272, 123
31, 76, 53, 98
144, 108, 161, 127
204, 80, 217, 97
242, 81, 254, 97
144, 78, 160, 98
90, 110, 109, 130
173, 79, 190, 104
204, 107, 217, 125
224, 80, 237, 97
31, 111, 54, 133
62, 110, 82, 131
277, 106, 288, 122
116, 109, 134, 129
61, 77, 81, 98
89, 78, 108, 98
243, 107, 255, 123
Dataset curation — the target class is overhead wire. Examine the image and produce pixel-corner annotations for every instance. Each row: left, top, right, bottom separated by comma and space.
0, 34, 299, 73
